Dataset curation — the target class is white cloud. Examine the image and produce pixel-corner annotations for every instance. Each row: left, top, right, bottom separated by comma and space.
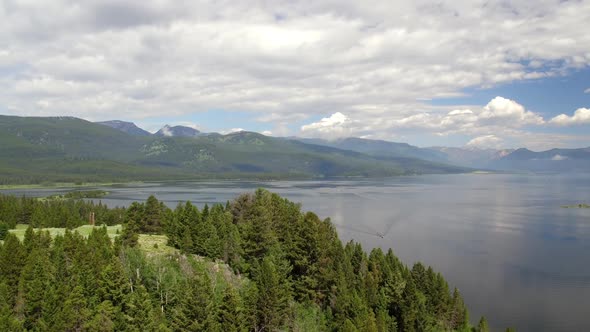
300, 112, 354, 138
261, 130, 273, 136
386, 97, 544, 134
160, 125, 173, 137
550, 108, 590, 126
551, 154, 568, 161
585, 88, 590, 94
221, 128, 245, 135
466, 135, 504, 149
448, 110, 473, 116
480, 97, 544, 125
297, 96, 550, 145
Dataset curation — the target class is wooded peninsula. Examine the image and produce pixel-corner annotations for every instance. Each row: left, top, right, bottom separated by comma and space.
0, 190, 494, 331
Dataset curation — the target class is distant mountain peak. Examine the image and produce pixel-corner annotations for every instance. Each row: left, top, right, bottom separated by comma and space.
96, 120, 151, 136
155, 125, 200, 137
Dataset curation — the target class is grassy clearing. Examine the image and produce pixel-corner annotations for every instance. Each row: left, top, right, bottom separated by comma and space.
135, 234, 243, 287
9, 224, 122, 241
137, 234, 177, 255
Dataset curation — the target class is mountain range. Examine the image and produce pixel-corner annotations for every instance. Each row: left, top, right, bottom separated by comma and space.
0, 115, 467, 185
96, 121, 515, 168
1, 115, 588, 185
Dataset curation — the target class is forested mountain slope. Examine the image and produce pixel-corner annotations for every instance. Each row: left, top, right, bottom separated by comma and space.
0, 115, 468, 184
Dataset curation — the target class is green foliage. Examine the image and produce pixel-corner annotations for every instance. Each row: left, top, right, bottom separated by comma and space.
0, 193, 125, 229
170, 272, 215, 331
86, 300, 117, 332
218, 286, 248, 332
0, 190, 481, 331
56, 285, 90, 331
251, 253, 293, 331
0, 233, 26, 306
43, 190, 109, 201
0, 221, 8, 240
17, 247, 54, 330
476, 316, 490, 332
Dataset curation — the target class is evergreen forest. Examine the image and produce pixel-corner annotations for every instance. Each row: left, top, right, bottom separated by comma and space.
0, 190, 493, 331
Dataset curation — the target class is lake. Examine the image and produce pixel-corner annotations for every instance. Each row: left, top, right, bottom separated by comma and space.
3, 173, 590, 331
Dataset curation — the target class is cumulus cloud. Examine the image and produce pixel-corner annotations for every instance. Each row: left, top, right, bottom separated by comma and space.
300, 112, 355, 138
387, 97, 543, 133
480, 97, 544, 125
298, 96, 549, 145
550, 108, 590, 126
466, 135, 504, 149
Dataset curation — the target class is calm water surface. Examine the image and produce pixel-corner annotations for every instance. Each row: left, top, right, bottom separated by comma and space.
3, 174, 590, 331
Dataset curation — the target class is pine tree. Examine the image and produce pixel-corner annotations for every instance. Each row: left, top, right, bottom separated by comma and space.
288, 212, 321, 302
87, 226, 114, 268
40, 280, 63, 330
170, 273, 213, 331
399, 278, 419, 332
125, 285, 157, 332
17, 248, 54, 330
144, 196, 165, 234
218, 286, 247, 332
241, 198, 277, 263
180, 225, 194, 254
477, 316, 490, 332
122, 202, 142, 247
201, 216, 222, 258
23, 225, 37, 253
449, 288, 468, 330
0, 282, 21, 331
57, 285, 90, 332
86, 300, 116, 332
252, 253, 293, 331
0, 233, 26, 306
97, 257, 130, 308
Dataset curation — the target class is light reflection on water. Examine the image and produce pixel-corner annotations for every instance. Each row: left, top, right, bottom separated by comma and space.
3, 174, 590, 331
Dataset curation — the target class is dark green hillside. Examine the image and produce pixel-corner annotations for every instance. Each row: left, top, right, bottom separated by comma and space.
0, 115, 147, 161
0, 116, 191, 184
138, 131, 469, 177
0, 115, 468, 184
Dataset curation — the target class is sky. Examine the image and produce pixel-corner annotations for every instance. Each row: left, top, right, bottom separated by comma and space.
0, 0, 589, 150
